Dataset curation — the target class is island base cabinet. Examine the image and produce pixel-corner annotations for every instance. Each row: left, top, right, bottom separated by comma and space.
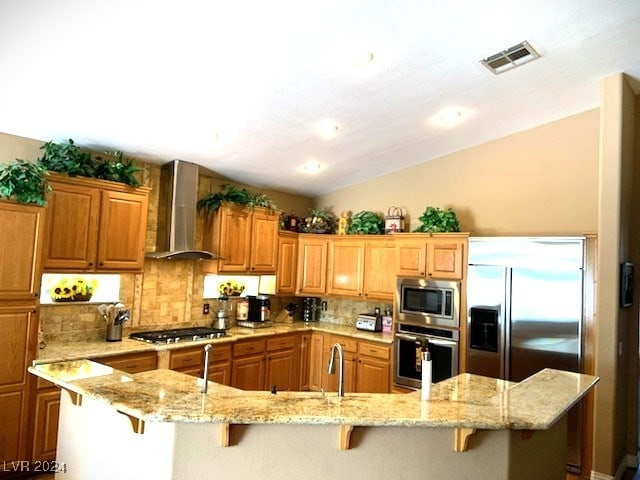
54, 391, 569, 480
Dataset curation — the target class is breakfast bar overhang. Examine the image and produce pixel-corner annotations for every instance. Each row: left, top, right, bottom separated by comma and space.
29, 361, 598, 480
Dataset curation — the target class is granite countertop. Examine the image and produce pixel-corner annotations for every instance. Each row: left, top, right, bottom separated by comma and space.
28, 360, 598, 431
35, 322, 394, 365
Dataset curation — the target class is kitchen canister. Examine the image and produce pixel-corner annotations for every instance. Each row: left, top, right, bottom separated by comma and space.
106, 323, 123, 342
236, 298, 249, 321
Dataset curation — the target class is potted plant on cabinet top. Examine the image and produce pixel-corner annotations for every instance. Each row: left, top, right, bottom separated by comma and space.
413, 206, 461, 233
348, 210, 384, 234
38, 139, 142, 187
197, 184, 278, 218
0, 159, 50, 206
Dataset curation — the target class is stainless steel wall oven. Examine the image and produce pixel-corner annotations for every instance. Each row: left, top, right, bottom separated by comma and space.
394, 324, 459, 389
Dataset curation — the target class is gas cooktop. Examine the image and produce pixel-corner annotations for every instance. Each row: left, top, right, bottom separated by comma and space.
129, 327, 227, 344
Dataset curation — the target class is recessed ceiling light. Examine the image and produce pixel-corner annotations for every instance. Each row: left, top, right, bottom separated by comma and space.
300, 160, 325, 175
353, 51, 374, 66
315, 119, 340, 140
429, 108, 471, 128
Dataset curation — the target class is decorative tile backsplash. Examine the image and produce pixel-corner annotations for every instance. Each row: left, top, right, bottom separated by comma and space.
318, 297, 392, 327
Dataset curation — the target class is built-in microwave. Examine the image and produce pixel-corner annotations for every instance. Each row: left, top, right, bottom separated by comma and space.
395, 277, 460, 329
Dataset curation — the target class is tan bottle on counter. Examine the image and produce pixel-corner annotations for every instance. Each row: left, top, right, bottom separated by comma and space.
236, 298, 249, 321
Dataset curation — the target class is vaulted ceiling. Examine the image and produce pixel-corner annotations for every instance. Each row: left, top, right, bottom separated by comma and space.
1, 0, 639, 196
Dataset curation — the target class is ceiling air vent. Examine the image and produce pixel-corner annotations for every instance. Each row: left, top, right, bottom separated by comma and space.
480, 41, 540, 74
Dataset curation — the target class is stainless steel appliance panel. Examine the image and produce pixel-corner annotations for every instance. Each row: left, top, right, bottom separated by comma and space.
395, 277, 460, 329
466, 265, 507, 379
465, 236, 585, 473
394, 325, 459, 389
509, 266, 582, 382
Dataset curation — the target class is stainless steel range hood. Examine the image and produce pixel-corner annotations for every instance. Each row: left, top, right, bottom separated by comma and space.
146, 160, 221, 260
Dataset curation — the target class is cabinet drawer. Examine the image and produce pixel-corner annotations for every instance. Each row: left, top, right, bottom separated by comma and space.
266, 335, 296, 352
170, 348, 203, 369
358, 341, 390, 360
328, 335, 358, 353
101, 352, 158, 373
210, 344, 232, 362
233, 339, 266, 357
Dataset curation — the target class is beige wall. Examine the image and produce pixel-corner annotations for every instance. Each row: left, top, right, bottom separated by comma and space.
316, 109, 600, 236
594, 73, 638, 476
0, 131, 43, 163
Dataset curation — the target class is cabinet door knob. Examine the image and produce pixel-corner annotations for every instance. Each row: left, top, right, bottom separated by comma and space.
33, 292, 39, 297
98, 262, 104, 267
88, 262, 94, 266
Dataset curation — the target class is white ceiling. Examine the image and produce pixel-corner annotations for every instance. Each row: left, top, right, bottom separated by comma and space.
1, 0, 640, 197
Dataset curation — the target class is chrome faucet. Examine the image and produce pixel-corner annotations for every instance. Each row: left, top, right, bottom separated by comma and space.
201, 344, 212, 393
327, 343, 345, 397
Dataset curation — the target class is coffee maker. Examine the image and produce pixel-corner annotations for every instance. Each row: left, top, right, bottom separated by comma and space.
301, 297, 320, 322
247, 295, 271, 322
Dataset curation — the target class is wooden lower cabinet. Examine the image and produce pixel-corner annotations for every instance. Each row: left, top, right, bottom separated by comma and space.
231, 339, 266, 390
101, 351, 158, 372
30, 351, 158, 464
356, 341, 391, 393
308, 333, 325, 391
1, 305, 38, 468
311, 333, 391, 394
298, 333, 311, 391
232, 354, 265, 390
169, 344, 232, 386
31, 380, 60, 463
265, 335, 299, 392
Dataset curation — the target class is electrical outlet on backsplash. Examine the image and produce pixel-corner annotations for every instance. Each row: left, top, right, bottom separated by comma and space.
318, 298, 392, 326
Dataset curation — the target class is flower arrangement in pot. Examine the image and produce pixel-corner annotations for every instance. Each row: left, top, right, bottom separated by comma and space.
297, 208, 335, 234
49, 277, 97, 302
347, 210, 384, 235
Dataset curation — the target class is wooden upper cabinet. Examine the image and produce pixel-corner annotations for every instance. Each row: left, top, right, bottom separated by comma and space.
362, 239, 396, 301
203, 204, 279, 273
249, 209, 279, 272
429, 239, 466, 279
276, 232, 298, 295
326, 237, 395, 301
395, 233, 468, 280
0, 201, 45, 302
217, 204, 252, 272
327, 238, 365, 297
97, 190, 149, 270
296, 235, 328, 295
43, 174, 150, 272
396, 238, 427, 277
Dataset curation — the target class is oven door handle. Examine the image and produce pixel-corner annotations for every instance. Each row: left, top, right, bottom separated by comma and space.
395, 333, 419, 342
396, 333, 457, 347
427, 338, 457, 347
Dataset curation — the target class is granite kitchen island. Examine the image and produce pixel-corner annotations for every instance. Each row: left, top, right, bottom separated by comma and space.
29, 361, 597, 480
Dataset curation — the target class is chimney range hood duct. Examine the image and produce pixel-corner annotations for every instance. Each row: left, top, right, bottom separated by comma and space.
146, 160, 221, 260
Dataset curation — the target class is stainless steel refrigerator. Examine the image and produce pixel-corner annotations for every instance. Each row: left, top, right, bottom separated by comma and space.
466, 236, 584, 472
